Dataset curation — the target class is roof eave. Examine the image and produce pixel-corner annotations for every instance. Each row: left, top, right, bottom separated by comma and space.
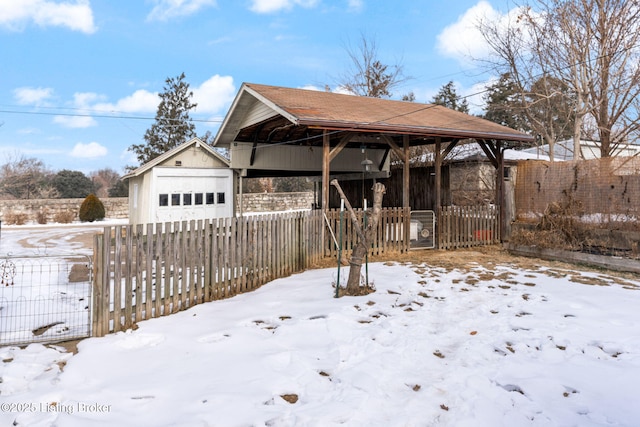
299, 119, 534, 142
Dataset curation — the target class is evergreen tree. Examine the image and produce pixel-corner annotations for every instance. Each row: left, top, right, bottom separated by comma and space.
483, 73, 529, 131
52, 170, 95, 199
432, 81, 469, 113
129, 72, 197, 165
108, 179, 129, 197
526, 76, 575, 142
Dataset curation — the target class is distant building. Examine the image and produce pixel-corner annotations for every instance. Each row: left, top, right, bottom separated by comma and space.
123, 137, 236, 225
521, 139, 640, 160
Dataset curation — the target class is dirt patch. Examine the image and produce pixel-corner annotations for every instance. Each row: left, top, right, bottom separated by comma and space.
312, 245, 640, 281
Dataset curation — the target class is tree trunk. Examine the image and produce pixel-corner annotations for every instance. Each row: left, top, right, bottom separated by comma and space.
330, 179, 386, 296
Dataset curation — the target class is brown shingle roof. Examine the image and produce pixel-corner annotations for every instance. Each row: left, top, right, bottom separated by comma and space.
244, 83, 533, 142
214, 83, 534, 148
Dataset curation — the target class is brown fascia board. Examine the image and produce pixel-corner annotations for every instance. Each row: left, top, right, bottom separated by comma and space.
301, 119, 535, 142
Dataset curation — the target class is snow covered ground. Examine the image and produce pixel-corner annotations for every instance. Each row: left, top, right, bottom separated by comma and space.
0, 220, 128, 346
1, 245, 639, 426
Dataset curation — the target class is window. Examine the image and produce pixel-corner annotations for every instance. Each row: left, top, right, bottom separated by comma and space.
206, 192, 215, 205
133, 184, 139, 209
183, 193, 192, 206
503, 167, 511, 181
195, 193, 203, 205
171, 194, 181, 206
217, 192, 225, 204
159, 194, 169, 207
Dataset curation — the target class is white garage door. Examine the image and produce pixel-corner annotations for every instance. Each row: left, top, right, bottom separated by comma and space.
153, 168, 233, 223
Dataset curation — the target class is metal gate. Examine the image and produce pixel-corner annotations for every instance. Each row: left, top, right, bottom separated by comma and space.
0, 255, 92, 346
410, 210, 436, 249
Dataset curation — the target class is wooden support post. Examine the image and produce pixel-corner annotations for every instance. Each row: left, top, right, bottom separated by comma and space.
402, 135, 410, 209
434, 137, 442, 248
496, 139, 505, 242
402, 135, 410, 252
322, 130, 330, 254
322, 130, 330, 212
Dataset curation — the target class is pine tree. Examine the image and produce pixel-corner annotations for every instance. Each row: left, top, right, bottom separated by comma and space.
483, 73, 529, 131
129, 72, 197, 165
432, 81, 469, 113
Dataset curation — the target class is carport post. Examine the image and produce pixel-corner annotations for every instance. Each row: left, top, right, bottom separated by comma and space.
322, 130, 330, 251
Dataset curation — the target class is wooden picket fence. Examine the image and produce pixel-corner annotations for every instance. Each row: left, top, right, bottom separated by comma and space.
92, 209, 408, 336
437, 205, 500, 249
323, 207, 410, 257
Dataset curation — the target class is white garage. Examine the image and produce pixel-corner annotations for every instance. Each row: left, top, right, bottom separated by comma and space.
124, 137, 236, 225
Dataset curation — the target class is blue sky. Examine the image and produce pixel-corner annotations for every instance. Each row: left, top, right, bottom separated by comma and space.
0, 0, 515, 174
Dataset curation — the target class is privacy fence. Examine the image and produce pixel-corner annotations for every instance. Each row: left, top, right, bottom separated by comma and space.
512, 157, 640, 258
515, 157, 640, 224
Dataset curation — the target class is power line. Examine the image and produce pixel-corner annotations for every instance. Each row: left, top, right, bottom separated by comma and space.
0, 108, 223, 124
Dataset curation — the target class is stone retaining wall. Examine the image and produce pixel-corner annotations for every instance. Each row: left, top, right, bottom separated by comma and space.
0, 192, 316, 224
239, 192, 315, 212
0, 197, 129, 223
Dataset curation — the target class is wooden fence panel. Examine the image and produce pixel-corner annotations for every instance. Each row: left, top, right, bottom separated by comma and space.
438, 205, 499, 250
93, 209, 410, 336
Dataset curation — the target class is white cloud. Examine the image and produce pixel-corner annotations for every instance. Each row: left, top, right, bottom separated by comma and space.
93, 90, 159, 113
13, 87, 54, 106
192, 75, 236, 115
347, 0, 363, 12
70, 141, 107, 158
52, 91, 104, 128
436, 1, 500, 63
0, 0, 96, 33
249, 0, 318, 14
53, 115, 97, 128
49, 75, 233, 130
147, 0, 217, 22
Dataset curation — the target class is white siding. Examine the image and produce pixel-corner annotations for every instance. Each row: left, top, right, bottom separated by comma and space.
230, 142, 390, 173
150, 167, 234, 223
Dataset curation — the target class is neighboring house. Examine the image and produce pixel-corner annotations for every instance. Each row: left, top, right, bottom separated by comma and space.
123, 137, 236, 225
522, 139, 640, 160
422, 143, 550, 205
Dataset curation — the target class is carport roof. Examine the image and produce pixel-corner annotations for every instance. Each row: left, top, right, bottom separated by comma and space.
213, 83, 535, 147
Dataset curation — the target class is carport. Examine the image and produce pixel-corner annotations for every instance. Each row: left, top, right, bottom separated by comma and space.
213, 83, 534, 243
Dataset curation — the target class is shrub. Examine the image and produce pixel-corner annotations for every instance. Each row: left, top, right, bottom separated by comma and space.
36, 209, 49, 225
3, 211, 28, 225
53, 210, 75, 224
79, 193, 105, 222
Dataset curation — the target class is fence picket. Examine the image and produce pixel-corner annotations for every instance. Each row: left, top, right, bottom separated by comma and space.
93, 208, 450, 335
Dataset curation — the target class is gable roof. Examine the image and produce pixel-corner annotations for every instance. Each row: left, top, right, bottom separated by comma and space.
214, 83, 535, 148
122, 137, 230, 180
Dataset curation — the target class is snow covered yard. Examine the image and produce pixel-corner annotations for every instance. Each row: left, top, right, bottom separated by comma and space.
1, 252, 639, 426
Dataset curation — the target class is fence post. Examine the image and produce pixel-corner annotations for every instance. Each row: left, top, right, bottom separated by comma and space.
92, 231, 109, 337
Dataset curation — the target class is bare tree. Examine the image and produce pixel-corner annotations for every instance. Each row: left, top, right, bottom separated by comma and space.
337, 33, 409, 98
479, 0, 640, 159
478, 6, 574, 160
0, 154, 54, 199
331, 179, 385, 296
90, 168, 121, 198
